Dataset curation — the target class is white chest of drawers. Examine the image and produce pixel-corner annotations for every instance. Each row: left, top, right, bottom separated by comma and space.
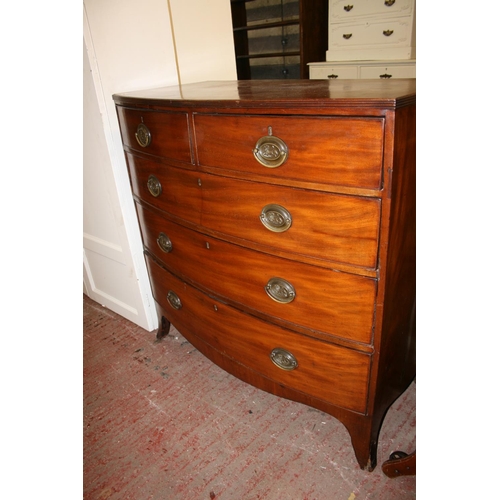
326, 0, 416, 62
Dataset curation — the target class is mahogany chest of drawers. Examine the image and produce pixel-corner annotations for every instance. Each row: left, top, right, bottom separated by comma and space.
113, 79, 416, 471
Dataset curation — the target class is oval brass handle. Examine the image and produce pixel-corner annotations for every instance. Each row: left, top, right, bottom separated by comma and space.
167, 291, 182, 310
328, 74, 339, 79
135, 123, 151, 148
260, 204, 292, 232
270, 348, 298, 371
157, 232, 173, 253
265, 277, 296, 304
380, 73, 393, 79
385, 0, 396, 6
383, 30, 394, 36
147, 175, 162, 197
343, 33, 352, 39
343, 5, 353, 11
253, 135, 289, 168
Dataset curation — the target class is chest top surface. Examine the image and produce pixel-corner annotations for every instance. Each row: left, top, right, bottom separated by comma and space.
113, 79, 416, 110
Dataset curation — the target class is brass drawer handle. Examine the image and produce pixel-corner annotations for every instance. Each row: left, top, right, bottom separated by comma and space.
157, 232, 173, 253
167, 290, 182, 310
253, 132, 289, 168
135, 123, 151, 148
260, 204, 292, 232
343, 33, 352, 39
385, 0, 396, 6
147, 175, 162, 197
270, 348, 298, 371
383, 30, 394, 37
265, 277, 296, 304
344, 5, 353, 11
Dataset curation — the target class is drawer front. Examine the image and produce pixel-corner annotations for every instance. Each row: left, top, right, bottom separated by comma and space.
137, 204, 376, 344
126, 153, 202, 225
309, 65, 359, 80
330, 0, 414, 22
200, 174, 380, 269
116, 106, 192, 163
146, 255, 370, 414
194, 114, 384, 190
329, 18, 413, 50
359, 64, 415, 79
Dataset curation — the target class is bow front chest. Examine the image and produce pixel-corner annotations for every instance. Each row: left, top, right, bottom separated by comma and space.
113, 80, 416, 471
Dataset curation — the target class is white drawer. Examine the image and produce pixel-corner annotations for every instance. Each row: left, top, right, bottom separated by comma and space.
309, 65, 359, 80
308, 60, 415, 80
330, 0, 414, 22
329, 18, 413, 50
359, 63, 415, 79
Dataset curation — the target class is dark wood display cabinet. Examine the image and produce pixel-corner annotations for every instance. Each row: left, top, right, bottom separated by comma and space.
230, 0, 328, 79
113, 79, 416, 471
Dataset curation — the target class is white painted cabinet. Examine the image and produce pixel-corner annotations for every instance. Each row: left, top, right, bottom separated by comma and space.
326, 0, 416, 61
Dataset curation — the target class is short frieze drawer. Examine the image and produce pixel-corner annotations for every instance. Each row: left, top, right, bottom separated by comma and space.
117, 107, 192, 163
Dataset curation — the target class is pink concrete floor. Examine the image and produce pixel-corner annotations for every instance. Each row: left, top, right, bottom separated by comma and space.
83, 294, 416, 499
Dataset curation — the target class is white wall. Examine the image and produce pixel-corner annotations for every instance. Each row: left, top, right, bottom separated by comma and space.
83, 0, 236, 330
169, 0, 238, 84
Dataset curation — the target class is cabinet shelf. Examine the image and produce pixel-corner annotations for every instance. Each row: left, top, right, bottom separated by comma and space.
236, 51, 300, 60
233, 19, 299, 32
